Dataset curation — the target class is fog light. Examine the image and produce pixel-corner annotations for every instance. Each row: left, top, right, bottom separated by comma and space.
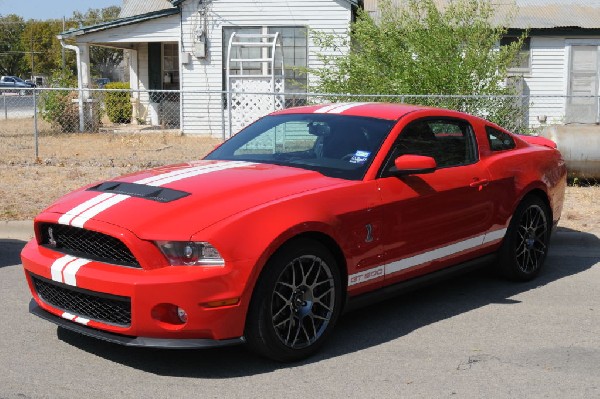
177, 307, 188, 323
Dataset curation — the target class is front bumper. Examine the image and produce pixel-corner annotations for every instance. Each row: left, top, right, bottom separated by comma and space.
29, 299, 244, 348
22, 239, 255, 343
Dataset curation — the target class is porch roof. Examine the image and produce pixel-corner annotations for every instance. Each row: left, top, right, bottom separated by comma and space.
57, 7, 179, 39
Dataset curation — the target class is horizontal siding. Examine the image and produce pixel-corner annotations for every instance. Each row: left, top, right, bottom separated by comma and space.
180, 0, 352, 135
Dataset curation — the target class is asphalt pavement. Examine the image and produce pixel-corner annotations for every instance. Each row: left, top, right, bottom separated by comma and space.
1, 224, 598, 398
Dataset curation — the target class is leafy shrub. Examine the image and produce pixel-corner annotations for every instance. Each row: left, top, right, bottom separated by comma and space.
104, 82, 131, 124
39, 71, 80, 132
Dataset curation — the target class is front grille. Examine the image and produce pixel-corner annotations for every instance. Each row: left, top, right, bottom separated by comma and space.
32, 274, 131, 327
39, 223, 140, 268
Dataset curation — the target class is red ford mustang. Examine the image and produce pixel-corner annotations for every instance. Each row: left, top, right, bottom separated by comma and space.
21, 103, 566, 361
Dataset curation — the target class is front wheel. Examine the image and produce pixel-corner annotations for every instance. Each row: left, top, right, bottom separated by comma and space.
498, 196, 551, 281
245, 238, 342, 362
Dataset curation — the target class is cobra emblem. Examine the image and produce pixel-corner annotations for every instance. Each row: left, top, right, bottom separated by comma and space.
365, 224, 374, 243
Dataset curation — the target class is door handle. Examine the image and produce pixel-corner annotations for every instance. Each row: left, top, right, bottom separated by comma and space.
469, 178, 489, 190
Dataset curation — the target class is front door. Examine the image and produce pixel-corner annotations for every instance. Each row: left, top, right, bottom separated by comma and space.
375, 117, 496, 285
566, 45, 600, 124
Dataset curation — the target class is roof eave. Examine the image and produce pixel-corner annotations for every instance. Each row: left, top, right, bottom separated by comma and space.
169, 0, 359, 6
58, 8, 179, 39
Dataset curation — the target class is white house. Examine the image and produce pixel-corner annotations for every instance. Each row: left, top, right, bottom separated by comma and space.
60, 0, 600, 135
58, 0, 359, 136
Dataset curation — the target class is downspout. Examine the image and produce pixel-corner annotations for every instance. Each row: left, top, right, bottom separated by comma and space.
59, 38, 85, 132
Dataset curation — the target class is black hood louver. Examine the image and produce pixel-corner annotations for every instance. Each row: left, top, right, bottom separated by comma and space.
87, 181, 191, 203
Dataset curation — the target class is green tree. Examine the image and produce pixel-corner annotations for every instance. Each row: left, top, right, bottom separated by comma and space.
21, 20, 67, 77
310, 0, 527, 127
71, 6, 122, 80
0, 14, 26, 76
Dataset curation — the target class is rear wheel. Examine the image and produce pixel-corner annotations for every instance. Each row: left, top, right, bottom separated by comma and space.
499, 196, 551, 281
245, 238, 342, 362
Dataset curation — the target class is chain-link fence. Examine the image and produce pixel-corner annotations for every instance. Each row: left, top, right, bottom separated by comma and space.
1, 87, 598, 183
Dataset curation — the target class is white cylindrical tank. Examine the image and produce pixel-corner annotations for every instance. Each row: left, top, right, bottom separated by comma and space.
540, 125, 600, 178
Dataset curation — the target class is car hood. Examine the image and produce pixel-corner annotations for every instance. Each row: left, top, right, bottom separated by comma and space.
44, 160, 345, 240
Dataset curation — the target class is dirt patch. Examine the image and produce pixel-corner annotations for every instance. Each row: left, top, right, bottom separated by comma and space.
559, 185, 600, 233
1, 119, 598, 233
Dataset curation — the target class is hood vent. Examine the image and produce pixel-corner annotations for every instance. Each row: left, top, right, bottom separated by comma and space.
87, 181, 190, 203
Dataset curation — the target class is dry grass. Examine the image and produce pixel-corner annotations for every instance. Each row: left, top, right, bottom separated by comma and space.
1, 118, 598, 233
0, 118, 220, 220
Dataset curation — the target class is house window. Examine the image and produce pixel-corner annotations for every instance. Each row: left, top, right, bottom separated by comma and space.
162, 43, 179, 90
223, 26, 308, 105
501, 36, 531, 72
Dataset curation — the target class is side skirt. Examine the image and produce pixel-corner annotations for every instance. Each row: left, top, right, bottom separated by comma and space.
344, 253, 497, 314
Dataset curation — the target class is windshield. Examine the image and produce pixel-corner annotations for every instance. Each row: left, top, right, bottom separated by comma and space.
206, 114, 396, 180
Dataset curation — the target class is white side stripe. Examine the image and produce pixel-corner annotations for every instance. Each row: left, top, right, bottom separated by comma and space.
62, 258, 91, 286
348, 228, 508, 287
385, 235, 484, 276
483, 228, 508, 244
51, 255, 76, 282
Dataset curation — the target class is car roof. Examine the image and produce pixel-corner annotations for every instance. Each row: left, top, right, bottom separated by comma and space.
271, 102, 432, 121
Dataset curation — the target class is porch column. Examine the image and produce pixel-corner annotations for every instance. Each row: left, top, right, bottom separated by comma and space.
78, 43, 98, 131
126, 48, 140, 124
79, 43, 92, 100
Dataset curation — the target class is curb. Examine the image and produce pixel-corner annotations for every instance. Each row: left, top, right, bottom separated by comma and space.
0, 220, 34, 241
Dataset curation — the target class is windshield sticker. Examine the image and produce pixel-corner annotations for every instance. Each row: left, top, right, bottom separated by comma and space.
349, 150, 371, 164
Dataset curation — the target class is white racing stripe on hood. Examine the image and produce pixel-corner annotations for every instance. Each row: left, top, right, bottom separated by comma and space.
70, 194, 130, 228
142, 161, 256, 187
59, 161, 256, 228
58, 193, 116, 225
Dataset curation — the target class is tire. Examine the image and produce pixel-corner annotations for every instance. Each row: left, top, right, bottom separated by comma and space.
498, 195, 551, 281
245, 238, 343, 362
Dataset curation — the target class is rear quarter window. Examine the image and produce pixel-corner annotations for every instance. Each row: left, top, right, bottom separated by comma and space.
486, 126, 515, 151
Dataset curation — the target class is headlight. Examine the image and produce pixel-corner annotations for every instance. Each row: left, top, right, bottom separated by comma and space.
155, 241, 225, 266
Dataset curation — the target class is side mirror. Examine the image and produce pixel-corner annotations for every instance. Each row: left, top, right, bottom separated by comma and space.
390, 155, 437, 176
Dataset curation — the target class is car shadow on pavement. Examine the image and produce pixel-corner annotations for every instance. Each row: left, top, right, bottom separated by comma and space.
0, 239, 26, 268
56, 228, 600, 377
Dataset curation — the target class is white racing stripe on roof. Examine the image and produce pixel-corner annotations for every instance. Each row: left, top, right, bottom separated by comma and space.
326, 102, 371, 114
313, 103, 352, 114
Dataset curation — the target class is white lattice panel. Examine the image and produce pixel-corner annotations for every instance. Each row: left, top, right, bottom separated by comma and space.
229, 78, 285, 135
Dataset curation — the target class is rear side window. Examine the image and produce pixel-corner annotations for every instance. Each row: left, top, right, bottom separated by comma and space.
486, 126, 515, 151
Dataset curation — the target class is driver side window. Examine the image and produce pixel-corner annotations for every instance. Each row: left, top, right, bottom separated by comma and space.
382, 118, 478, 174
